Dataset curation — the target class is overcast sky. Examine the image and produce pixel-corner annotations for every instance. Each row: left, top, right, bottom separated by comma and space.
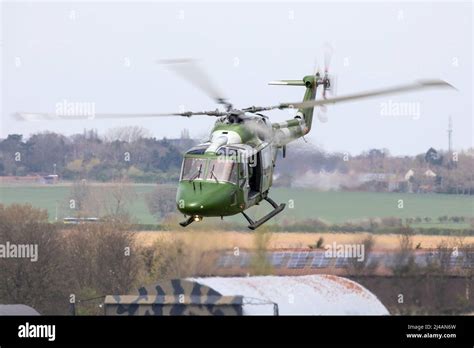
1, 1, 472, 155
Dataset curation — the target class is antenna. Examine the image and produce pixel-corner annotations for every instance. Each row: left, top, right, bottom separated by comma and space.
448, 116, 453, 153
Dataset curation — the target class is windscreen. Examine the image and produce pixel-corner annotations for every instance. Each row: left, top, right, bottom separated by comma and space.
206, 160, 237, 183
180, 158, 207, 180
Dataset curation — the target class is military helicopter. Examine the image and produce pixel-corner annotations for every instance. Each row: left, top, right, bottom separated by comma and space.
17, 59, 454, 229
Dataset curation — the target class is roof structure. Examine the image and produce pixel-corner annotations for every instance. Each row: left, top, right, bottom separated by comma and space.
191, 275, 389, 315
104, 276, 388, 315
0, 304, 40, 315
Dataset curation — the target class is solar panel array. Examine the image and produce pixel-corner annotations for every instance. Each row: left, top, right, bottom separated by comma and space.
287, 252, 310, 269
269, 252, 286, 268
367, 254, 383, 267
335, 257, 350, 268
217, 252, 250, 268
463, 256, 474, 269
215, 251, 474, 270
310, 252, 333, 268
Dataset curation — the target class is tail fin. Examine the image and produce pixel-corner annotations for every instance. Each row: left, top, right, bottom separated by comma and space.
269, 75, 318, 133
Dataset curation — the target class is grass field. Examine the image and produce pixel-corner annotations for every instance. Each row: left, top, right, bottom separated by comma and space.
135, 231, 474, 251
0, 183, 472, 226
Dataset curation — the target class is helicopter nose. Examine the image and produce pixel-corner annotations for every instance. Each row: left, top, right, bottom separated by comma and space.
176, 181, 239, 217
177, 186, 224, 216
182, 200, 206, 214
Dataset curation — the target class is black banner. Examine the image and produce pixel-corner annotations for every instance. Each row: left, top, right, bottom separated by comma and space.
0, 315, 473, 346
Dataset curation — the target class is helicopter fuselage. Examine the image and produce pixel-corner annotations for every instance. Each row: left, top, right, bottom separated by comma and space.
175, 76, 318, 228
176, 115, 277, 219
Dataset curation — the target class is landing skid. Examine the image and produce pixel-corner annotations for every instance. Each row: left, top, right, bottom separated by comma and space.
241, 196, 286, 230
179, 216, 195, 227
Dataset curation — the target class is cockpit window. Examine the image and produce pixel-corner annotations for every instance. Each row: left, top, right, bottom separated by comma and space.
181, 158, 207, 180
186, 146, 208, 155
206, 160, 237, 183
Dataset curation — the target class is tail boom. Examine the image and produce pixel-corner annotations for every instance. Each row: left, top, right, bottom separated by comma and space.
270, 74, 318, 146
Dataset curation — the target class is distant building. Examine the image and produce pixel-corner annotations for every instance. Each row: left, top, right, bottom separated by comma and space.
42, 174, 59, 184
63, 217, 99, 224
424, 169, 437, 177
358, 172, 406, 192
404, 169, 415, 181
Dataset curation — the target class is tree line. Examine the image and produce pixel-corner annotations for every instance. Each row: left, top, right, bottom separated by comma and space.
0, 127, 189, 183
0, 128, 473, 194
275, 146, 474, 194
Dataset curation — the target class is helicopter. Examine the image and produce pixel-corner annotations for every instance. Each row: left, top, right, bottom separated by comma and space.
17, 58, 455, 230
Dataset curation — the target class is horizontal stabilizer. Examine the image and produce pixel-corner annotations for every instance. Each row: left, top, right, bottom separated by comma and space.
268, 80, 305, 86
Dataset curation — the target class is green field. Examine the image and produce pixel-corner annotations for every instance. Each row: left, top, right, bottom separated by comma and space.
0, 184, 155, 224
0, 184, 472, 226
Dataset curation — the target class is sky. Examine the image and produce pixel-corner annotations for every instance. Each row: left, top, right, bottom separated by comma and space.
1, 1, 472, 155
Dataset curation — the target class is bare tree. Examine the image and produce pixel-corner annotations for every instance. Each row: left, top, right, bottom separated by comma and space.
391, 226, 418, 276
348, 235, 378, 275
65, 180, 136, 220
145, 185, 177, 220
140, 235, 216, 281
69, 180, 92, 215
65, 218, 140, 295
103, 126, 151, 143
100, 180, 137, 218
250, 228, 273, 275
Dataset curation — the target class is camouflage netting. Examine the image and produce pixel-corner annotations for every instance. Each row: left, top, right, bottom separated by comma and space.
104, 279, 243, 316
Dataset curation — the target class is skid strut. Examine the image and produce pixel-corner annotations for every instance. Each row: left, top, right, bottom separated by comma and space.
180, 215, 203, 227
242, 196, 285, 230
179, 216, 194, 227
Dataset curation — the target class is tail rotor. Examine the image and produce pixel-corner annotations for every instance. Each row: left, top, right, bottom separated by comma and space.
317, 43, 337, 123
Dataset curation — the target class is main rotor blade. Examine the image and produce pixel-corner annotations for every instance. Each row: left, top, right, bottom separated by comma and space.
289, 79, 455, 109
159, 58, 232, 110
246, 79, 455, 112
15, 110, 227, 121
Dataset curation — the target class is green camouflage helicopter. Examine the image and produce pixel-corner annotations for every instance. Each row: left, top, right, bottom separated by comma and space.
17, 59, 454, 229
